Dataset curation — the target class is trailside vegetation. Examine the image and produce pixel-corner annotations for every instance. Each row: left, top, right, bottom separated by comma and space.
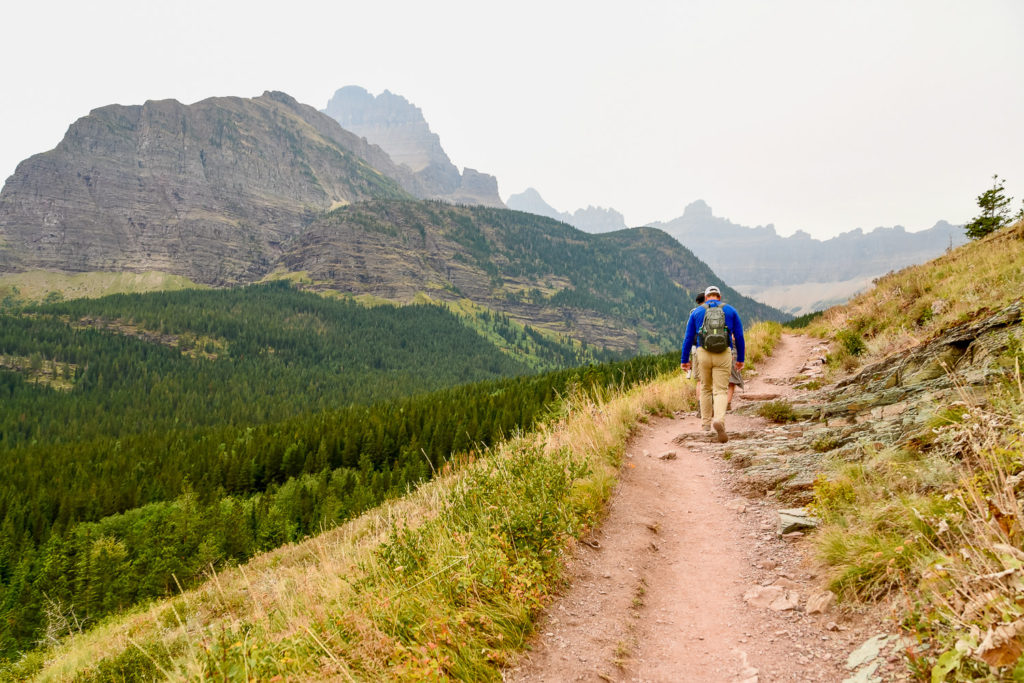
0, 282, 676, 659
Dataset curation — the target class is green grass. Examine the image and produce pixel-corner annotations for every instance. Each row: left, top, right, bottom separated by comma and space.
0, 270, 205, 306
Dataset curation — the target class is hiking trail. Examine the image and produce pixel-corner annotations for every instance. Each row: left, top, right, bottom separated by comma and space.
506, 333, 904, 683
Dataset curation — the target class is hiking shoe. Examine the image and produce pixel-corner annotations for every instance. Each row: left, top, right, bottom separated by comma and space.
712, 420, 728, 443
702, 423, 712, 432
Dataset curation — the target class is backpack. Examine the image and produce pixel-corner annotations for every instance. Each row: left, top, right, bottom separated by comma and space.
698, 303, 730, 353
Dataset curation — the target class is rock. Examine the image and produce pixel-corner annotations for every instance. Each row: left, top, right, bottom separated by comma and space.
846, 634, 892, 670
658, 450, 677, 460
806, 590, 837, 614
725, 498, 748, 513
842, 660, 881, 683
756, 559, 778, 570
778, 508, 820, 535
826, 621, 841, 631
743, 585, 799, 611
772, 578, 801, 590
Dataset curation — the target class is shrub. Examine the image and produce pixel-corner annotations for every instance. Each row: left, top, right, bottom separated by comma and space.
836, 329, 866, 357
757, 400, 797, 423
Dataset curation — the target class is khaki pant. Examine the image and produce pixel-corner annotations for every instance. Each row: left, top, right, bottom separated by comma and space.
697, 347, 731, 427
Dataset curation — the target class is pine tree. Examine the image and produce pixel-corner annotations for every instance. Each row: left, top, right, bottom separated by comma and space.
965, 175, 1020, 239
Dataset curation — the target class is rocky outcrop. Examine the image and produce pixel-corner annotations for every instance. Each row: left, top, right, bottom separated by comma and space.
323, 86, 504, 208
717, 302, 1023, 503
0, 91, 410, 284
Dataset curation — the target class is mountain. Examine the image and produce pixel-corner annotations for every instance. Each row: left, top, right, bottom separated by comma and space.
323, 86, 504, 208
0, 91, 785, 354
653, 200, 967, 315
279, 199, 787, 352
0, 91, 413, 284
507, 187, 627, 233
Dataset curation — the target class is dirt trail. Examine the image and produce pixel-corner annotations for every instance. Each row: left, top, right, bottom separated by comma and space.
506, 334, 895, 683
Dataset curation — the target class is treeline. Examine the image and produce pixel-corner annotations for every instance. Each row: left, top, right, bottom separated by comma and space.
0, 332, 676, 656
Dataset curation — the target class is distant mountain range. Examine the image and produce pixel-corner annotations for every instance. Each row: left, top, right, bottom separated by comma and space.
0, 89, 785, 355
507, 188, 627, 233
652, 200, 967, 315
504, 188, 966, 315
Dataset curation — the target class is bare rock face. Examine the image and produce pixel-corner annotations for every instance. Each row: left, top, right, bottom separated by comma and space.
0, 91, 410, 284
322, 86, 504, 208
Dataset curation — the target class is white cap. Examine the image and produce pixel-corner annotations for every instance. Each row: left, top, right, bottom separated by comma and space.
704, 285, 721, 297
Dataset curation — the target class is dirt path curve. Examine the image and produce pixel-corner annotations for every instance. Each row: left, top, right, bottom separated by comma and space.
506, 334, 891, 683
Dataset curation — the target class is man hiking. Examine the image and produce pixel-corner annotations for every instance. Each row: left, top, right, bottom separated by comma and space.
688, 290, 743, 407
680, 285, 745, 443
686, 291, 705, 381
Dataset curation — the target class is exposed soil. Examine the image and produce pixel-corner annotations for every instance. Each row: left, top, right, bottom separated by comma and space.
506, 334, 903, 682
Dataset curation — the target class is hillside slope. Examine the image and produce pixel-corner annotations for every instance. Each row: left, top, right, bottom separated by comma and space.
280, 200, 786, 352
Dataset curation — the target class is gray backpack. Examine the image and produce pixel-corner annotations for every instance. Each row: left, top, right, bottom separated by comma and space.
699, 303, 729, 353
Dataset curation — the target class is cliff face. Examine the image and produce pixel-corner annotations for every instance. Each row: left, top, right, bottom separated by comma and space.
323, 86, 504, 208
0, 91, 410, 284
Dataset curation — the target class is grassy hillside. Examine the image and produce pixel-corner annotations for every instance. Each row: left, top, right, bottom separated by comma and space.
0, 271, 206, 307
790, 220, 1024, 680
806, 219, 1024, 367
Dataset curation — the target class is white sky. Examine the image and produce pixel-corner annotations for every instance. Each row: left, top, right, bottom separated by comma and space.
2, 0, 1022, 238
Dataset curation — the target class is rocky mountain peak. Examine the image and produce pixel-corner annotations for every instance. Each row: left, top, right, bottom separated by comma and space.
322, 86, 503, 208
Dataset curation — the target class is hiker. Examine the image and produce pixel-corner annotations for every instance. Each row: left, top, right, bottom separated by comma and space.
690, 290, 743, 408
680, 285, 745, 443
687, 292, 705, 382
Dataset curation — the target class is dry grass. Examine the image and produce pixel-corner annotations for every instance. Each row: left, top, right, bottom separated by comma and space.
810, 357, 1024, 680
12, 370, 696, 681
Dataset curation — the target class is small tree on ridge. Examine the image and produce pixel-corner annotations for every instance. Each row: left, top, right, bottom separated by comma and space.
964, 175, 1022, 240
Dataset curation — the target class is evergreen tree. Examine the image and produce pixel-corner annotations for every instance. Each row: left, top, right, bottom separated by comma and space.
965, 175, 1022, 239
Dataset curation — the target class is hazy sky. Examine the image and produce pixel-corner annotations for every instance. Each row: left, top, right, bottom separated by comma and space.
3, 0, 1023, 237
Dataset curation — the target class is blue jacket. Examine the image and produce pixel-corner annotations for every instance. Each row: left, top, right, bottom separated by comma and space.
681, 300, 745, 364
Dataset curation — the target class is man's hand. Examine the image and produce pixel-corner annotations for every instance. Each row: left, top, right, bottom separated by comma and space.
681, 362, 691, 371
735, 361, 744, 371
